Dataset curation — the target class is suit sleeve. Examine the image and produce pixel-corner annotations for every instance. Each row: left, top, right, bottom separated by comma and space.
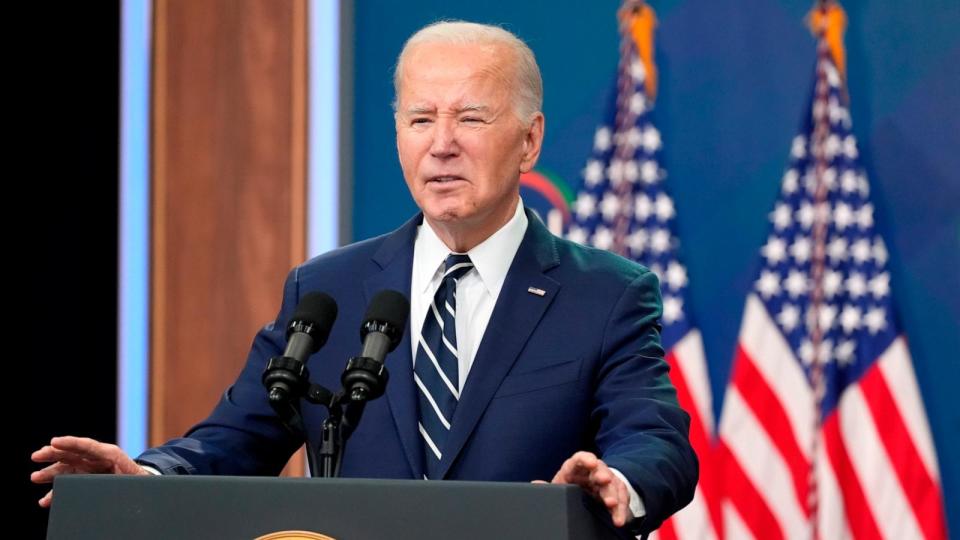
592, 269, 698, 534
135, 268, 305, 475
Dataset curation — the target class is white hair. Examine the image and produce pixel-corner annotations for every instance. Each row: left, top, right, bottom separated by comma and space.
393, 21, 544, 124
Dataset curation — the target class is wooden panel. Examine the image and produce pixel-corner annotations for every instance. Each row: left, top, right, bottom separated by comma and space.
151, 0, 307, 474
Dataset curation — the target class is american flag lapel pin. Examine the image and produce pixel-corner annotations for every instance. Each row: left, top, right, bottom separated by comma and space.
527, 286, 546, 297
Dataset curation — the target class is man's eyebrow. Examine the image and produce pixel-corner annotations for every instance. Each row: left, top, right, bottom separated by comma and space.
402, 104, 491, 115
458, 104, 490, 113
404, 106, 435, 115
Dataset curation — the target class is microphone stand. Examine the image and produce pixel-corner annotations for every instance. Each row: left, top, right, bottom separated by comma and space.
263, 353, 389, 478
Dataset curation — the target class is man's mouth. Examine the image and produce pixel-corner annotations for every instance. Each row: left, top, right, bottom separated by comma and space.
428, 175, 465, 183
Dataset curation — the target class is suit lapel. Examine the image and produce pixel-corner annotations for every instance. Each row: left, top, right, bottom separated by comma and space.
364, 214, 423, 479
437, 209, 561, 478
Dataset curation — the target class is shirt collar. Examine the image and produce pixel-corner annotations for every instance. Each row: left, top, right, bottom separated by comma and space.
413, 199, 528, 298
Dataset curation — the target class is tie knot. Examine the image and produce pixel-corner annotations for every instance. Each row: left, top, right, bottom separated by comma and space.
443, 254, 474, 281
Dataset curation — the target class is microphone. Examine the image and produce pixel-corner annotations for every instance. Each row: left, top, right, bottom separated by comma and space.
342, 290, 409, 402
359, 290, 409, 363
285, 292, 338, 361
263, 291, 338, 406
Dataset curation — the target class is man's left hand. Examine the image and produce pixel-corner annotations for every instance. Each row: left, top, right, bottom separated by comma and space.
538, 450, 631, 527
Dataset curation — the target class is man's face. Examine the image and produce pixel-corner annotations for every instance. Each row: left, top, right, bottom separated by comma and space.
395, 42, 544, 233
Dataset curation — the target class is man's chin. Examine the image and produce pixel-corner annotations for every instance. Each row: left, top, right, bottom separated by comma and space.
423, 204, 472, 224
426, 211, 468, 224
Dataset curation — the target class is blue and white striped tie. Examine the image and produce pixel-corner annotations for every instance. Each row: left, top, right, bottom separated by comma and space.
415, 253, 473, 479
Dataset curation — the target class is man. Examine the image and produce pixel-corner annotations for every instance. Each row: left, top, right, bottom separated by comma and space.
32, 21, 696, 534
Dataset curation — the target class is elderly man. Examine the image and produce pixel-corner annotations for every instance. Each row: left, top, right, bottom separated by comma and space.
32, 21, 696, 534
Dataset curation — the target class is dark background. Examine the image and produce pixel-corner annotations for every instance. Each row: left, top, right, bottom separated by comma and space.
21, 3, 120, 537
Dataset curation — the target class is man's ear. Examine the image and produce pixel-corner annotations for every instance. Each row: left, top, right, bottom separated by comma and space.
519, 112, 545, 174
394, 112, 402, 160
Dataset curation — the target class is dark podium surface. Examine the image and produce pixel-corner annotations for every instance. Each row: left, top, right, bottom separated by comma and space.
47, 475, 630, 539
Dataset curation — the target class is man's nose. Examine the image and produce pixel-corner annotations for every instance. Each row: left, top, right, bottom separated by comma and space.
429, 117, 459, 158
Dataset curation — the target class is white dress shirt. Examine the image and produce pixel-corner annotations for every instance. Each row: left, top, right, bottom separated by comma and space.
409, 200, 645, 519
410, 200, 528, 388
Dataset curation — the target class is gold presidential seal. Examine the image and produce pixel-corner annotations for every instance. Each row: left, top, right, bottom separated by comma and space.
255, 531, 336, 540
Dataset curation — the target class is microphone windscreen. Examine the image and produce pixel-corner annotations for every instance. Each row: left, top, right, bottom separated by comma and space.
362, 290, 410, 349
288, 291, 338, 348
363, 290, 410, 328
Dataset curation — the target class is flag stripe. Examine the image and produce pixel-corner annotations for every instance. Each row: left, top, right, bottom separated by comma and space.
673, 329, 715, 430
858, 359, 946, 540
739, 295, 815, 453
652, 519, 678, 540
672, 486, 719, 540
674, 332, 725, 538
839, 382, 926, 540
667, 349, 710, 466
721, 388, 808, 536
723, 501, 755, 540
732, 344, 811, 513
876, 337, 940, 481
823, 412, 883, 540
815, 441, 852, 540
665, 344, 721, 538
720, 442, 785, 540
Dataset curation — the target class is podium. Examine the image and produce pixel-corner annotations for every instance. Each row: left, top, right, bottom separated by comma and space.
47, 475, 632, 539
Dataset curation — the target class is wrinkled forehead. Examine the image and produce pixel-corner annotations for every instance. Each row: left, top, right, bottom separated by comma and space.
397, 42, 517, 102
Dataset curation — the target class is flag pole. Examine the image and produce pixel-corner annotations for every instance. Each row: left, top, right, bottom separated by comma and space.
806, 0, 847, 533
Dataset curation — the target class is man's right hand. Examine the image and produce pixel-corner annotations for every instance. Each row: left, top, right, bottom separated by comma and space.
30, 436, 149, 508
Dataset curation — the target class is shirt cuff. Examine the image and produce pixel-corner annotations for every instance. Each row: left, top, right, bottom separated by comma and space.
609, 467, 646, 519
139, 465, 162, 475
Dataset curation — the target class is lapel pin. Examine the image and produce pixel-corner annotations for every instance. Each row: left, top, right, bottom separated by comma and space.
527, 286, 546, 297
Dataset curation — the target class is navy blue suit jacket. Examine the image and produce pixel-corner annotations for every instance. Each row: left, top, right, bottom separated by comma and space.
138, 208, 697, 532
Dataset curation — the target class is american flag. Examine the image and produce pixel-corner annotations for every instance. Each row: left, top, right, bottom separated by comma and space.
566, 4, 720, 538
716, 21, 948, 540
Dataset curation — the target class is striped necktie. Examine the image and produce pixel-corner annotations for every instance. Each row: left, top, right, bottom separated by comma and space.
414, 253, 474, 479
